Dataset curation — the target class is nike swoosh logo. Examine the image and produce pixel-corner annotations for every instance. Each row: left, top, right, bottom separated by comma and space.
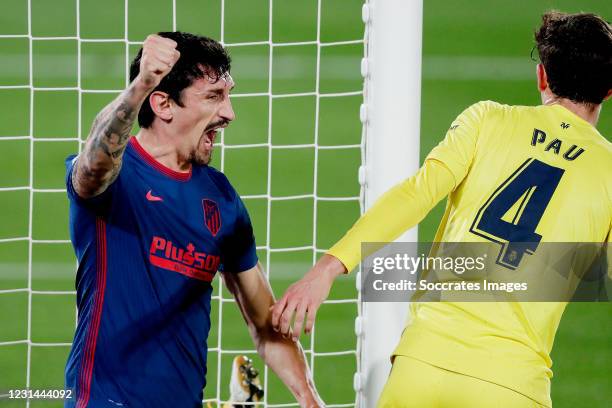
146, 190, 163, 202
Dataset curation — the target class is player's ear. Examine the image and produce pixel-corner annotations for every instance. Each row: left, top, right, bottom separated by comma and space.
149, 91, 173, 122
604, 89, 612, 102
536, 64, 548, 92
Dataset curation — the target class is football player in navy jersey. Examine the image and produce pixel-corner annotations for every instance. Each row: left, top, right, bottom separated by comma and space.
64, 32, 323, 408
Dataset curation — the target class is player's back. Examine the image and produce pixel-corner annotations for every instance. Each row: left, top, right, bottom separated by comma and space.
440, 101, 610, 245
396, 101, 611, 408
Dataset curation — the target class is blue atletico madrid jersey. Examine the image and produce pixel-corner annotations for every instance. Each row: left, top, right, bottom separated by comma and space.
63, 137, 258, 408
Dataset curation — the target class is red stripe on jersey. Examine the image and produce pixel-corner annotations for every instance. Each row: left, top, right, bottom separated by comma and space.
76, 217, 108, 408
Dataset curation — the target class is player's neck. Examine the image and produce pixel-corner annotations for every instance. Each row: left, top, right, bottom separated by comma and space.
135, 129, 192, 173
542, 94, 601, 127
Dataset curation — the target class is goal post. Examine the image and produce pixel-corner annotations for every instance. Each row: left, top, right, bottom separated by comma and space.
356, 0, 423, 406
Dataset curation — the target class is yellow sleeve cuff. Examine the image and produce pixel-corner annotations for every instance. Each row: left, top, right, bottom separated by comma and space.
327, 242, 360, 274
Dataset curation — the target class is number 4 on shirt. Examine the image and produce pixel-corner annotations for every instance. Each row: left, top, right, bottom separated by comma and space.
470, 158, 564, 269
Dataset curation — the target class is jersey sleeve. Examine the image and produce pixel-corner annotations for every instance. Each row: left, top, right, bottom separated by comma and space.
65, 154, 116, 215
327, 101, 493, 272
327, 159, 455, 272
221, 196, 258, 273
425, 100, 492, 187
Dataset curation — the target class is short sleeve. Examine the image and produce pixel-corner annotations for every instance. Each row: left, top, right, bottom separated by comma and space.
220, 196, 258, 273
65, 154, 115, 214
425, 101, 494, 187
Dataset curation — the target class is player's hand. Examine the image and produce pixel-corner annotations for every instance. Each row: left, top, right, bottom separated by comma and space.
136, 34, 181, 90
271, 255, 346, 340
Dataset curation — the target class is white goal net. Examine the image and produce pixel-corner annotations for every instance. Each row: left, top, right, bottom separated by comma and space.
0, 0, 367, 407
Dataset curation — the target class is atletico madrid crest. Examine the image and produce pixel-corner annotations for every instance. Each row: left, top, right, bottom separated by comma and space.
202, 199, 221, 237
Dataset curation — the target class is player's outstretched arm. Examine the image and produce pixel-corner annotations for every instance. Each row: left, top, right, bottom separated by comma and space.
222, 263, 325, 408
72, 34, 180, 199
272, 102, 489, 338
272, 159, 457, 338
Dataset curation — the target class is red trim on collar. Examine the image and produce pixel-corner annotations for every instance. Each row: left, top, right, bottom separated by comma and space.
130, 137, 192, 182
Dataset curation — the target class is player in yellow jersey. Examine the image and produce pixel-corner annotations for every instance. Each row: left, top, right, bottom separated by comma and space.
271, 11, 611, 408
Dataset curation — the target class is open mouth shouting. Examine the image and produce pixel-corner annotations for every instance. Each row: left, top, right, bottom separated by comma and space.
203, 121, 227, 149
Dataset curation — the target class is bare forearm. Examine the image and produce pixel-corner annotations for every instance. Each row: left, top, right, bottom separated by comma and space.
224, 265, 323, 406
73, 78, 151, 198
253, 328, 321, 406
311, 254, 347, 280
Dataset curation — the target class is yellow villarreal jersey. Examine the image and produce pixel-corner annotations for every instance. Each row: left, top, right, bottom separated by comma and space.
428, 101, 610, 245
397, 102, 610, 408
329, 101, 611, 407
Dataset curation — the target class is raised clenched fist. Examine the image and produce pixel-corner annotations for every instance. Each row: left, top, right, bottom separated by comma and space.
137, 34, 181, 90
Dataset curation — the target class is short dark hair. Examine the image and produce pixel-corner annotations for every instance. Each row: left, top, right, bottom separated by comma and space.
534, 11, 612, 105
129, 32, 231, 128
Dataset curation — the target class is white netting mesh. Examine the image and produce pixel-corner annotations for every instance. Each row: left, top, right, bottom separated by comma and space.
0, 0, 366, 407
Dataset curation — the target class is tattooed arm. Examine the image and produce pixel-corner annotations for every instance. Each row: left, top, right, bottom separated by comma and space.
72, 83, 147, 198
72, 34, 181, 199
